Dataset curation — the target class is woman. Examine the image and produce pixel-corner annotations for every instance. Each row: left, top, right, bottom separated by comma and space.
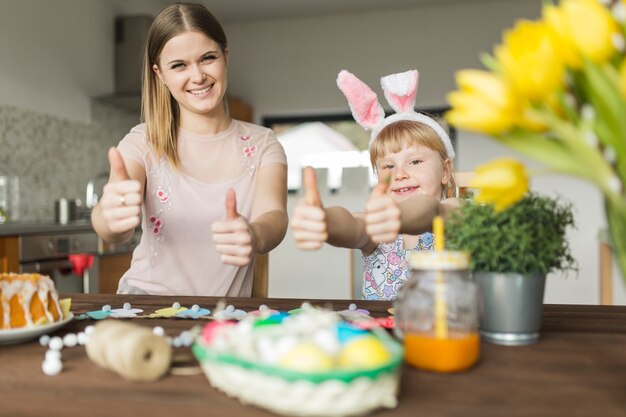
92, 3, 288, 296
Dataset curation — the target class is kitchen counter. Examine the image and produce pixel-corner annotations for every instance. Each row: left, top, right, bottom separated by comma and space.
0, 219, 94, 237
0, 220, 139, 257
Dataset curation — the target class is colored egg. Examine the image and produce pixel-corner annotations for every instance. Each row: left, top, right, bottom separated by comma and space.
338, 335, 391, 369
278, 343, 334, 373
336, 322, 367, 343
201, 320, 235, 344
254, 312, 288, 327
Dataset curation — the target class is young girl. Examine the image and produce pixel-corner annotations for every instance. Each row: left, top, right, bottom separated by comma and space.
291, 69, 462, 300
92, 3, 288, 296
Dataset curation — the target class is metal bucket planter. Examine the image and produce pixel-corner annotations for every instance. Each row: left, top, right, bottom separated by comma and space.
474, 272, 546, 346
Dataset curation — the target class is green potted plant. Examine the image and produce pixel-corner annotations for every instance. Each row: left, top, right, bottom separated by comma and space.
445, 158, 576, 346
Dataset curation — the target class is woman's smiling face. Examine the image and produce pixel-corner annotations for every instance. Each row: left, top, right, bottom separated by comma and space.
153, 30, 228, 122
375, 144, 451, 202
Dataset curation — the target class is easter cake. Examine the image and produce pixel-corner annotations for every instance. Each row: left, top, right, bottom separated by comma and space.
192, 304, 403, 417
0, 273, 64, 329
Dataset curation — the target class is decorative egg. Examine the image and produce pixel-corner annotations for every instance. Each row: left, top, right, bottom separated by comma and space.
336, 322, 367, 344
278, 343, 334, 373
338, 335, 392, 369
201, 320, 235, 344
254, 312, 288, 328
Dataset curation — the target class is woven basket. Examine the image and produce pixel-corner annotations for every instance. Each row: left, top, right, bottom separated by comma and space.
192, 335, 403, 417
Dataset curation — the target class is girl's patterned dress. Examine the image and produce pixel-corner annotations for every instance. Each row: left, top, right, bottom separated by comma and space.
362, 233, 434, 300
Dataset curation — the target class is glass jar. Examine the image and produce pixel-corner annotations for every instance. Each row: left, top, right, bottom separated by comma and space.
0, 176, 19, 223
394, 250, 479, 373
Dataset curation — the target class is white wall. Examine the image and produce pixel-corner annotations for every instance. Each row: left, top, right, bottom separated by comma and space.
0, 0, 115, 123
224, 0, 540, 118
224, 0, 626, 304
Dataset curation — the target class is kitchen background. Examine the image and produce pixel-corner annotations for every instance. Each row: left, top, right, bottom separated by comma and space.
1, 0, 624, 304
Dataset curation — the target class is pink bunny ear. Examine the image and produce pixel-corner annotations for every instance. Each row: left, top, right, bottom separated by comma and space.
337, 70, 384, 131
381, 70, 419, 114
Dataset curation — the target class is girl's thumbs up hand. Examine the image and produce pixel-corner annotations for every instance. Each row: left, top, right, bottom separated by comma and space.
291, 167, 328, 250
303, 165, 322, 207
365, 176, 401, 244
100, 147, 142, 234
212, 188, 255, 266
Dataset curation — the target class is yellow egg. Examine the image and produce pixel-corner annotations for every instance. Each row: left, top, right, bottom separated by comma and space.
278, 343, 334, 373
338, 336, 392, 369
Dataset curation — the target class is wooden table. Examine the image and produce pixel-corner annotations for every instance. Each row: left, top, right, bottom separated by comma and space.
0, 294, 624, 417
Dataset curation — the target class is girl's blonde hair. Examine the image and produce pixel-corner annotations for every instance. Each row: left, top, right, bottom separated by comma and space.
141, 3, 228, 168
369, 119, 457, 198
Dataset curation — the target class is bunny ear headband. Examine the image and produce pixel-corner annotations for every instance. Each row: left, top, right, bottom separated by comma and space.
336, 69, 455, 160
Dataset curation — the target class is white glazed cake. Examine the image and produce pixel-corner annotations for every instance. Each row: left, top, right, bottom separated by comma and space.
193, 304, 403, 417
0, 273, 64, 329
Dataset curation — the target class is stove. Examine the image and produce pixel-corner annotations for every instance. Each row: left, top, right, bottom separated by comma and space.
19, 231, 99, 293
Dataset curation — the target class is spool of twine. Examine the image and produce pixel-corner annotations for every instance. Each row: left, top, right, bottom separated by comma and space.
86, 320, 172, 382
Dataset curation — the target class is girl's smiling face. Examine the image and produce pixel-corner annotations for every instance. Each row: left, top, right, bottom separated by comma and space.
153, 30, 228, 124
375, 144, 451, 201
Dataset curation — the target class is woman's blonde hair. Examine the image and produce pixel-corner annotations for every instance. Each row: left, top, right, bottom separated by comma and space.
141, 3, 228, 168
369, 119, 457, 198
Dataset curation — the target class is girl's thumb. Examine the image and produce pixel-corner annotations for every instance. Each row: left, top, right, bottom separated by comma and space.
371, 175, 391, 198
303, 166, 322, 207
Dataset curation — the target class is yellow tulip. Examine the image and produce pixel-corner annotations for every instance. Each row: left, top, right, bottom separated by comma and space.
545, 0, 618, 64
446, 70, 519, 135
470, 158, 529, 212
542, 4, 582, 68
495, 19, 565, 101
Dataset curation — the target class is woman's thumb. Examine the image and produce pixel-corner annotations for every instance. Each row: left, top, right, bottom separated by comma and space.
225, 188, 238, 220
107, 147, 130, 181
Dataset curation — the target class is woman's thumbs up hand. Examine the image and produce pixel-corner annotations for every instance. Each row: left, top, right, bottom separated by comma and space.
365, 176, 401, 244
100, 147, 142, 234
212, 188, 255, 266
291, 167, 328, 250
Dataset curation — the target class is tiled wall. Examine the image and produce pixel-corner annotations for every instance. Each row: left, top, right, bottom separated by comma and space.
0, 102, 139, 222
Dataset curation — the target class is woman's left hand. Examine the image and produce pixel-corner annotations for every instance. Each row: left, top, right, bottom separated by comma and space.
212, 188, 256, 266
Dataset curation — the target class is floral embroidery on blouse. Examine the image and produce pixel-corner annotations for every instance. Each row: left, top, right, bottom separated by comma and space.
362, 233, 434, 301
239, 133, 257, 175
147, 158, 173, 264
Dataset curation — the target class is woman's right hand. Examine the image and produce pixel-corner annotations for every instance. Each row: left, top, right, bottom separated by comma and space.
291, 167, 328, 250
100, 148, 142, 234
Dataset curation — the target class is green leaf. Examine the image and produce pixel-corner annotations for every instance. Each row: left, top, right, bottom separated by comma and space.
498, 131, 592, 178
579, 61, 626, 178
480, 52, 501, 73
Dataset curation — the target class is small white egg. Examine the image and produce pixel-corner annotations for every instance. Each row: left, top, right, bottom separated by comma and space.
62, 333, 78, 348
42, 359, 63, 376
48, 337, 63, 351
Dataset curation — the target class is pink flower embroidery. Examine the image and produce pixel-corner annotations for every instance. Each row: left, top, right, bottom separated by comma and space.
243, 145, 257, 158
156, 189, 169, 203
150, 216, 163, 235
240, 135, 251, 141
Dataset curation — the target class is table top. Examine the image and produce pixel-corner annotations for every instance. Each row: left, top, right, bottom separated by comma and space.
0, 294, 625, 417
